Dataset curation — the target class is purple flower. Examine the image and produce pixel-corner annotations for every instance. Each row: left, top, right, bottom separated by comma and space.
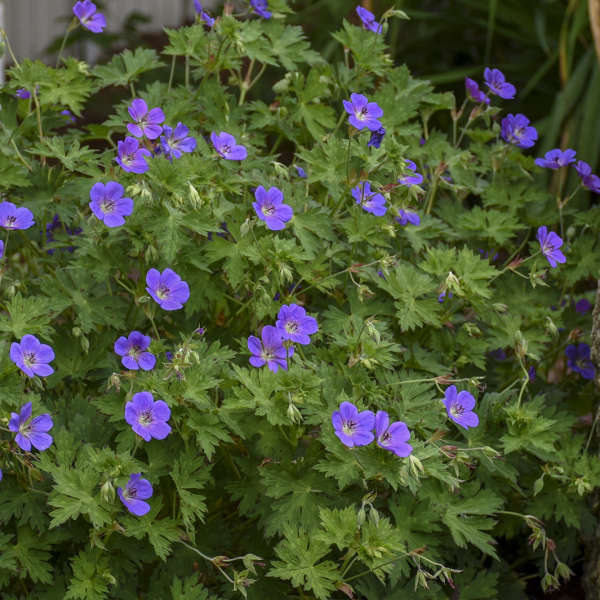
194, 0, 215, 26
89, 181, 134, 227
295, 165, 307, 178
250, 0, 271, 19
0, 201, 35, 230
396, 209, 420, 226
61, 109, 76, 123
160, 122, 197, 160
343, 93, 383, 132
356, 6, 382, 33
114, 331, 156, 371
443, 385, 479, 430
398, 159, 423, 187
127, 99, 165, 140
465, 77, 490, 104
501, 114, 538, 149
15, 88, 31, 99
247, 325, 293, 372
534, 148, 576, 170
575, 161, 600, 194
72, 0, 106, 33
252, 186, 293, 231
352, 181, 386, 216
145, 268, 190, 311
331, 401, 375, 447
575, 299, 592, 314
211, 131, 247, 161
528, 366, 536, 382
565, 344, 595, 380
10, 335, 55, 378
375, 411, 412, 457
276, 304, 318, 345
537, 226, 566, 268
117, 473, 153, 516
125, 391, 171, 441
115, 137, 152, 174
438, 291, 453, 303
367, 127, 386, 148
9, 402, 53, 452
483, 67, 516, 99
0, 240, 4, 258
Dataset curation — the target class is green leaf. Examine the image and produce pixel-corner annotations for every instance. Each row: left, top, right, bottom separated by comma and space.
65, 550, 113, 600
93, 48, 162, 88
269, 527, 338, 600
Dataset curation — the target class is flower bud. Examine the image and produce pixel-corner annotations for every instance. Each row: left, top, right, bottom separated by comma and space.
100, 480, 115, 503
545, 316, 559, 337
187, 182, 202, 208
107, 372, 121, 392
287, 401, 302, 424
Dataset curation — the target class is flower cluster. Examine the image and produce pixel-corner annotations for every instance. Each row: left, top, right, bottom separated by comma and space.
248, 304, 318, 372
331, 401, 413, 457
533, 149, 600, 194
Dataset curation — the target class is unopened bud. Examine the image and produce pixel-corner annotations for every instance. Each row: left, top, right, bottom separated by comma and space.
287, 402, 302, 424
187, 182, 202, 208
100, 480, 115, 503
108, 372, 121, 392
545, 316, 559, 337
240, 218, 251, 237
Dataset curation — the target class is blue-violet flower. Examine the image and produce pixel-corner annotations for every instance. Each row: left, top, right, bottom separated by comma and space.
396, 209, 420, 226
127, 99, 164, 140
331, 401, 375, 447
9, 402, 53, 451
0, 201, 35, 230
465, 77, 490, 104
367, 127, 386, 148
443, 385, 479, 429
565, 344, 595, 380
250, 0, 271, 19
160, 122, 197, 160
72, 0, 106, 33
375, 411, 412, 457
356, 6, 382, 33
343, 93, 383, 132
114, 331, 156, 370
398, 159, 423, 187
10, 334, 55, 377
276, 304, 318, 345
89, 181, 134, 227
483, 67, 516, 99
253, 186, 293, 231
125, 391, 171, 441
146, 268, 190, 311
118, 473, 153, 516
211, 131, 247, 161
247, 325, 293, 372
535, 148, 576, 170
500, 113, 538, 149
537, 226, 566, 268
352, 181, 386, 216
575, 161, 600, 194
115, 137, 152, 173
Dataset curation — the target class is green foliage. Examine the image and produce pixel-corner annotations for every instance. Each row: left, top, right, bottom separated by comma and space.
0, 2, 598, 599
